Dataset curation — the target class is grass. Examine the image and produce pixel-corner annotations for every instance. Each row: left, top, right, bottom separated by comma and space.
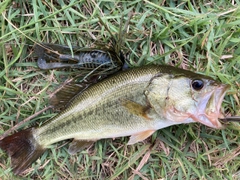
0, 0, 240, 179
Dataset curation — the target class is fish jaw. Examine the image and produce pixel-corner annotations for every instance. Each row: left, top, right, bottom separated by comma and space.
192, 83, 230, 129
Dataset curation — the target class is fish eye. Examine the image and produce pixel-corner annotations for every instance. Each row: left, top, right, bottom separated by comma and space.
191, 79, 204, 91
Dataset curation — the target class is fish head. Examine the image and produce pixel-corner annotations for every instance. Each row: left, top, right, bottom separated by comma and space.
187, 78, 229, 128
146, 68, 230, 129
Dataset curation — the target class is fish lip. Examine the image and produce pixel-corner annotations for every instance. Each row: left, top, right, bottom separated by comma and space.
195, 83, 230, 129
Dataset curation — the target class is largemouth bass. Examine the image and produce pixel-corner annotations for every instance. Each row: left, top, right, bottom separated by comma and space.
0, 65, 229, 175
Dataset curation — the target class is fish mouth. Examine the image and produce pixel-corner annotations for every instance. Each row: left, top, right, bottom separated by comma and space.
194, 83, 230, 129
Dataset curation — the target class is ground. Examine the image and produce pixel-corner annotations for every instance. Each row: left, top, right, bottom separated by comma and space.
0, 0, 240, 179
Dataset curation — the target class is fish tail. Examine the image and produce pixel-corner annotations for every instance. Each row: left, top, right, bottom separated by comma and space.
0, 128, 45, 175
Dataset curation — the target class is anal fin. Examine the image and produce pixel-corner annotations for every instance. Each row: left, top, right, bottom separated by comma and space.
68, 139, 95, 155
127, 130, 155, 145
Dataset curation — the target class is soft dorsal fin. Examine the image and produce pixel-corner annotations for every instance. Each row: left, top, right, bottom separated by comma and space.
49, 83, 88, 110
50, 73, 109, 110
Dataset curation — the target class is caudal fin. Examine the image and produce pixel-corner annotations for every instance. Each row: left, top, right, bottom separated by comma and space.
0, 128, 46, 175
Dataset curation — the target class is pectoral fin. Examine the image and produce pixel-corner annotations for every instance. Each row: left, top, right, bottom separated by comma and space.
122, 99, 151, 120
68, 139, 95, 155
127, 130, 155, 145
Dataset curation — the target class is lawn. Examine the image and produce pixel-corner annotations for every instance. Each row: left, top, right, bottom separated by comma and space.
0, 0, 240, 179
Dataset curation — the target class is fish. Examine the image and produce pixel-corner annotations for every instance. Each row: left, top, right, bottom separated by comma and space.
0, 65, 229, 175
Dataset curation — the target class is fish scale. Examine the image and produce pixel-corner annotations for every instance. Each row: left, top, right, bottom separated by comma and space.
36, 75, 153, 146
